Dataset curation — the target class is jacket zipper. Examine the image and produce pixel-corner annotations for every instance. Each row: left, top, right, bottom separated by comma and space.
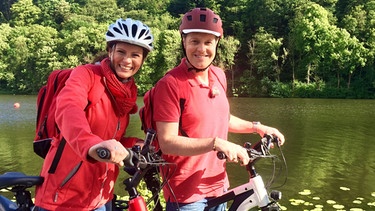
54, 161, 82, 202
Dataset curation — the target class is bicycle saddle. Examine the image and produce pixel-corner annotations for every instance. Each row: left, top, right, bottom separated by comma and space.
0, 172, 44, 189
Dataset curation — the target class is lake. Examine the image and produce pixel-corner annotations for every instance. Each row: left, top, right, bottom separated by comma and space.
0, 95, 374, 210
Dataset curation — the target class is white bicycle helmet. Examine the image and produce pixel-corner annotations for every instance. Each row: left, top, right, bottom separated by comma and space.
106, 18, 154, 52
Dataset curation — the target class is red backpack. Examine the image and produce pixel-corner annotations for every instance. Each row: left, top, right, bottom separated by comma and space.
33, 66, 103, 172
138, 66, 226, 152
33, 69, 72, 159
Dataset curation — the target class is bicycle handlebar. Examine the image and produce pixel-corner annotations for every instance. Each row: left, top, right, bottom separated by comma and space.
217, 134, 279, 162
96, 129, 158, 170
96, 147, 138, 167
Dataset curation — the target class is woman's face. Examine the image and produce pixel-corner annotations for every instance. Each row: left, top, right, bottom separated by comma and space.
109, 42, 144, 80
183, 32, 218, 70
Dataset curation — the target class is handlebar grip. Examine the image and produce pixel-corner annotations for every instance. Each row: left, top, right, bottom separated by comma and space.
97, 148, 111, 159
217, 151, 226, 160
96, 148, 137, 168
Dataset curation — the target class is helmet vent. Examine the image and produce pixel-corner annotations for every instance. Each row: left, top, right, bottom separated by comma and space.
106, 31, 114, 37
114, 27, 122, 35
213, 18, 218, 23
187, 15, 192, 21
200, 14, 206, 22
132, 24, 137, 37
123, 25, 129, 36
139, 29, 146, 38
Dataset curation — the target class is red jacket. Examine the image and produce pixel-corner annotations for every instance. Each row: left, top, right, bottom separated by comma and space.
35, 61, 137, 210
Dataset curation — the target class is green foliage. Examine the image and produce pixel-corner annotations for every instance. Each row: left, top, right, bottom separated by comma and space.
81, 0, 124, 24
34, 0, 73, 28
116, 179, 166, 210
6, 24, 61, 93
0, 0, 374, 98
248, 27, 285, 82
10, 0, 41, 26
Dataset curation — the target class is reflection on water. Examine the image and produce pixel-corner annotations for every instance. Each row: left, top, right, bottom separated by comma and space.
1, 95, 374, 210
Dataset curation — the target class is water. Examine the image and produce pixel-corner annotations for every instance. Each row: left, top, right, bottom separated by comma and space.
1, 95, 374, 210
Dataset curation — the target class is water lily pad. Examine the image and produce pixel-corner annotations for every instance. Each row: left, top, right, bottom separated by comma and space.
304, 201, 313, 206
326, 200, 336, 204
352, 200, 362, 204
279, 205, 287, 210
290, 199, 305, 206
333, 204, 345, 209
298, 189, 312, 195
339, 186, 350, 191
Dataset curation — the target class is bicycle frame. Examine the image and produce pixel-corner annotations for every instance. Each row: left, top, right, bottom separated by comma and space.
206, 175, 272, 211
206, 135, 283, 211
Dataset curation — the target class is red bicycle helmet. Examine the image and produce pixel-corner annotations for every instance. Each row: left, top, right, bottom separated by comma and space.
179, 7, 223, 38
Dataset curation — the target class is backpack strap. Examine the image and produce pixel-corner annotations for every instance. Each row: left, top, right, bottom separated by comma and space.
164, 67, 191, 137
48, 138, 66, 174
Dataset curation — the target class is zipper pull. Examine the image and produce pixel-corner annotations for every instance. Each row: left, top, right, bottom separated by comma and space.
54, 192, 58, 202
117, 121, 121, 131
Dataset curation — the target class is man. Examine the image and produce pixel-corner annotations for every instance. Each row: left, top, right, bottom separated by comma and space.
152, 7, 285, 211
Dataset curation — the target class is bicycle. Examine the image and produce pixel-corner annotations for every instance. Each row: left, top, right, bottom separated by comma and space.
0, 129, 171, 211
205, 134, 287, 211
0, 131, 286, 211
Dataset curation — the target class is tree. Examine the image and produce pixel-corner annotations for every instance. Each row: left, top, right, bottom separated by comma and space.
216, 36, 240, 94
81, 0, 124, 24
7, 24, 61, 93
10, 0, 41, 26
249, 27, 286, 82
34, 0, 72, 29
0, 24, 12, 89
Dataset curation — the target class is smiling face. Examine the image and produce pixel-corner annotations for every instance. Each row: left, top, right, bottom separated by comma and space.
183, 32, 219, 70
108, 42, 144, 80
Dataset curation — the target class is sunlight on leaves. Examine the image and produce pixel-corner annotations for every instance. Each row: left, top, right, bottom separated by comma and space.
349, 208, 365, 211
372, 192, 375, 197
313, 196, 321, 200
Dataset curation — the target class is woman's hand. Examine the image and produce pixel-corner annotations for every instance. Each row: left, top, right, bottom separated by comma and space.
88, 139, 129, 166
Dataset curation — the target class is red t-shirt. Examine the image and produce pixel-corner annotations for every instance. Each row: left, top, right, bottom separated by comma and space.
153, 58, 230, 203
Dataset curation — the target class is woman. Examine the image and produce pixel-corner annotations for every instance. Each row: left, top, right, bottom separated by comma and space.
34, 18, 153, 211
